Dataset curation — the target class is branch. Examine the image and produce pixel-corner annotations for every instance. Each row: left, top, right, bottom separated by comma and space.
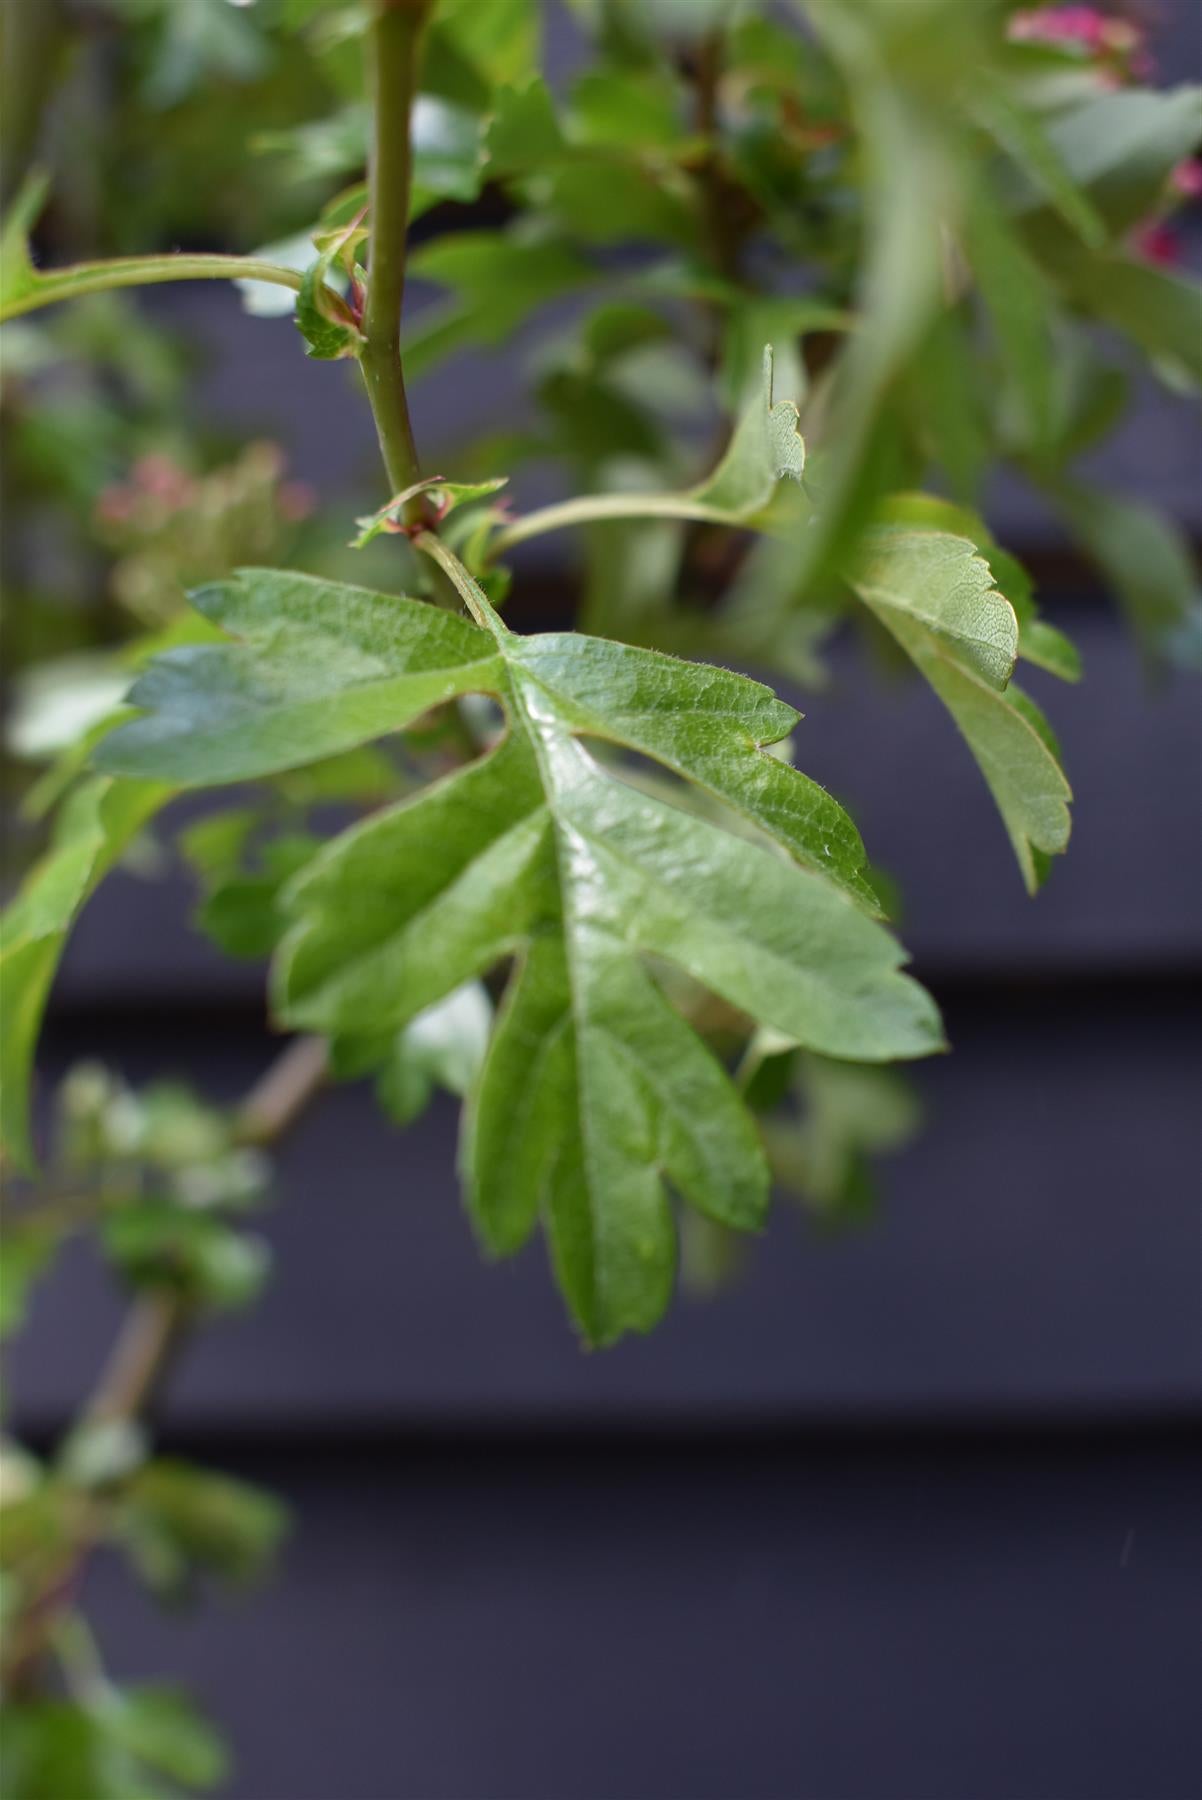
83, 1036, 328, 1426
0, 254, 304, 324
0, 1037, 328, 1694
359, 1, 432, 506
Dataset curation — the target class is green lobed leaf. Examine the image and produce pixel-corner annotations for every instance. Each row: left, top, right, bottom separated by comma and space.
848, 526, 1072, 892
1, 777, 171, 1170
93, 572, 501, 786
97, 563, 941, 1341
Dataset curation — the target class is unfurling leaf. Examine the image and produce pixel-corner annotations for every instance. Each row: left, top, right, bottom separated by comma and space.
97, 566, 942, 1341
295, 219, 365, 361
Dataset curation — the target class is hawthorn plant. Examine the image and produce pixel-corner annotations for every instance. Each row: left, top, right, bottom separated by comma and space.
1, 0, 1199, 1789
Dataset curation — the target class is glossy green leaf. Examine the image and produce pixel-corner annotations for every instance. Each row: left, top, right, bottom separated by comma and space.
97, 562, 940, 1340
93, 572, 500, 786
849, 526, 1072, 891
1, 777, 170, 1169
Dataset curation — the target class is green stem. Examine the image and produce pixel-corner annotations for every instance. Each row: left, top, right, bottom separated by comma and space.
415, 531, 508, 634
0, 254, 304, 324
360, 2, 430, 507
487, 492, 742, 560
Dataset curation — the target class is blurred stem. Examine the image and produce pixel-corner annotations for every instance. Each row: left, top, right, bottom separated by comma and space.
693, 28, 742, 295
0, 255, 305, 324
0, 1036, 328, 1698
85, 1036, 328, 1427
360, 1, 432, 512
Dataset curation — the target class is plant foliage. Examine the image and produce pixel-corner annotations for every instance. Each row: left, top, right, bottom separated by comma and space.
0, 0, 1199, 1777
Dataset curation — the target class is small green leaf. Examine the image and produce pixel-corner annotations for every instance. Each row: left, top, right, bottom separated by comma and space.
849, 526, 1072, 891
102, 1203, 271, 1310
877, 494, 1081, 682
690, 345, 805, 515
850, 525, 1018, 690
295, 219, 365, 361
963, 187, 1059, 454
0, 171, 50, 318
351, 476, 508, 548
181, 819, 321, 960
378, 980, 493, 1126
